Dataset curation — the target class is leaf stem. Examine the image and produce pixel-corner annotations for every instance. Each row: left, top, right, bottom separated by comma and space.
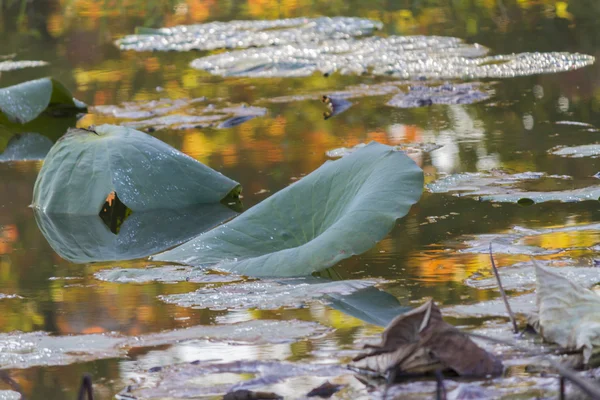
489, 242, 519, 334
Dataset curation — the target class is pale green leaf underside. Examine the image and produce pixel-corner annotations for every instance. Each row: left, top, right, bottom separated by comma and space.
154, 142, 424, 277
32, 124, 240, 215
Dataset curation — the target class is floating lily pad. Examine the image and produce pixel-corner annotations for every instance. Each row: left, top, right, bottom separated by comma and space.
386, 83, 491, 108
444, 293, 537, 318
153, 142, 423, 277
191, 35, 593, 78
0, 133, 53, 162
427, 170, 598, 204
116, 17, 382, 52
0, 320, 326, 369
95, 265, 242, 284
326, 142, 443, 158
0, 78, 86, 124
466, 263, 600, 292
91, 99, 266, 131
159, 279, 377, 310
551, 144, 600, 158
268, 83, 402, 103
32, 125, 240, 215
0, 60, 47, 72
124, 360, 351, 399
34, 203, 237, 263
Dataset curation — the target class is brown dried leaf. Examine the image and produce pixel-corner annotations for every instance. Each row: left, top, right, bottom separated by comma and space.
352, 300, 503, 378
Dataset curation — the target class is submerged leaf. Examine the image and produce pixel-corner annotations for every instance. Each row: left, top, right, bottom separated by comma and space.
90, 98, 266, 131
352, 300, 503, 377
427, 170, 599, 204
128, 360, 350, 399
153, 142, 423, 277
34, 204, 237, 263
159, 279, 377, 310
0, 320, 326, 370
116, 17, 382, 52
191, 35, 593, 79
530, 264, 600, 363
0, 78, 85, 124
386, 83, 491, 108
32, 125, 240, 215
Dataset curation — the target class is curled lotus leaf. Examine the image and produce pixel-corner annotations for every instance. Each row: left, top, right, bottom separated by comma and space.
32, 124, 240, 215
153, 142, 423, 277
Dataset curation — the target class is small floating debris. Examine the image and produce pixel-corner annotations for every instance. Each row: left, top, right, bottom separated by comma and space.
321, 95, 352, 119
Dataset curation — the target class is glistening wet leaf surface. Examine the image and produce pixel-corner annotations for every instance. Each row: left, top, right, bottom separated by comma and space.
2, 1, 600, 398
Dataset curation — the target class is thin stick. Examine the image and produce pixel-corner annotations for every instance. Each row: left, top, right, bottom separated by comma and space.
559, 376, 566, 400
489, 242, 519, 334
435, 370, 446, 400
77, 374, 94, 400
467, 332, 600, 399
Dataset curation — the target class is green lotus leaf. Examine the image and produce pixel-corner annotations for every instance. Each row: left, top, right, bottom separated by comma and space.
153, 142, 424, 277
0, 78, 86, 124
32, 124, 241, 215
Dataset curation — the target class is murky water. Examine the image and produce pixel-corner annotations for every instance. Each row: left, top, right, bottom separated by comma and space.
1, 1, 600, 398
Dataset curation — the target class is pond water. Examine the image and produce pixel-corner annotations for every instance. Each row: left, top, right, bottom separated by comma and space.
1, 1, 600, 398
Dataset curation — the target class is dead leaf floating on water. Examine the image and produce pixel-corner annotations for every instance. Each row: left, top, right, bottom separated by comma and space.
352, 300, 503, 378
529, 263, 600, 364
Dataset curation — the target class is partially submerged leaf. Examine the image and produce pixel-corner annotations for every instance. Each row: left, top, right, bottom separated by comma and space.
153, 142, 423, 277
191, 35, 593, 78
326, 142, 442, 159
531, 264, 600, 363
95, 266, 241, 284
32, 125, 240, 215
34, 203, 237, 263
0, 320, 327, 369
352, 300, 503, 377
427, 170, 600, 204
116, 17, 382, 52
90, 98, 266, 131
126, 360, 350, 399
0, 78, 85, 124
386, 83, 491, 108
466, 263, 600, 292
159, 279, 377, 310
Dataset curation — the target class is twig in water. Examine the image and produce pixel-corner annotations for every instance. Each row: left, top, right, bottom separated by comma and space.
467, 332, 600, 399
489, 242, 519, 334
77, 374, 94, 400
559, 376, 566, 400
435, 370, 446, 400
